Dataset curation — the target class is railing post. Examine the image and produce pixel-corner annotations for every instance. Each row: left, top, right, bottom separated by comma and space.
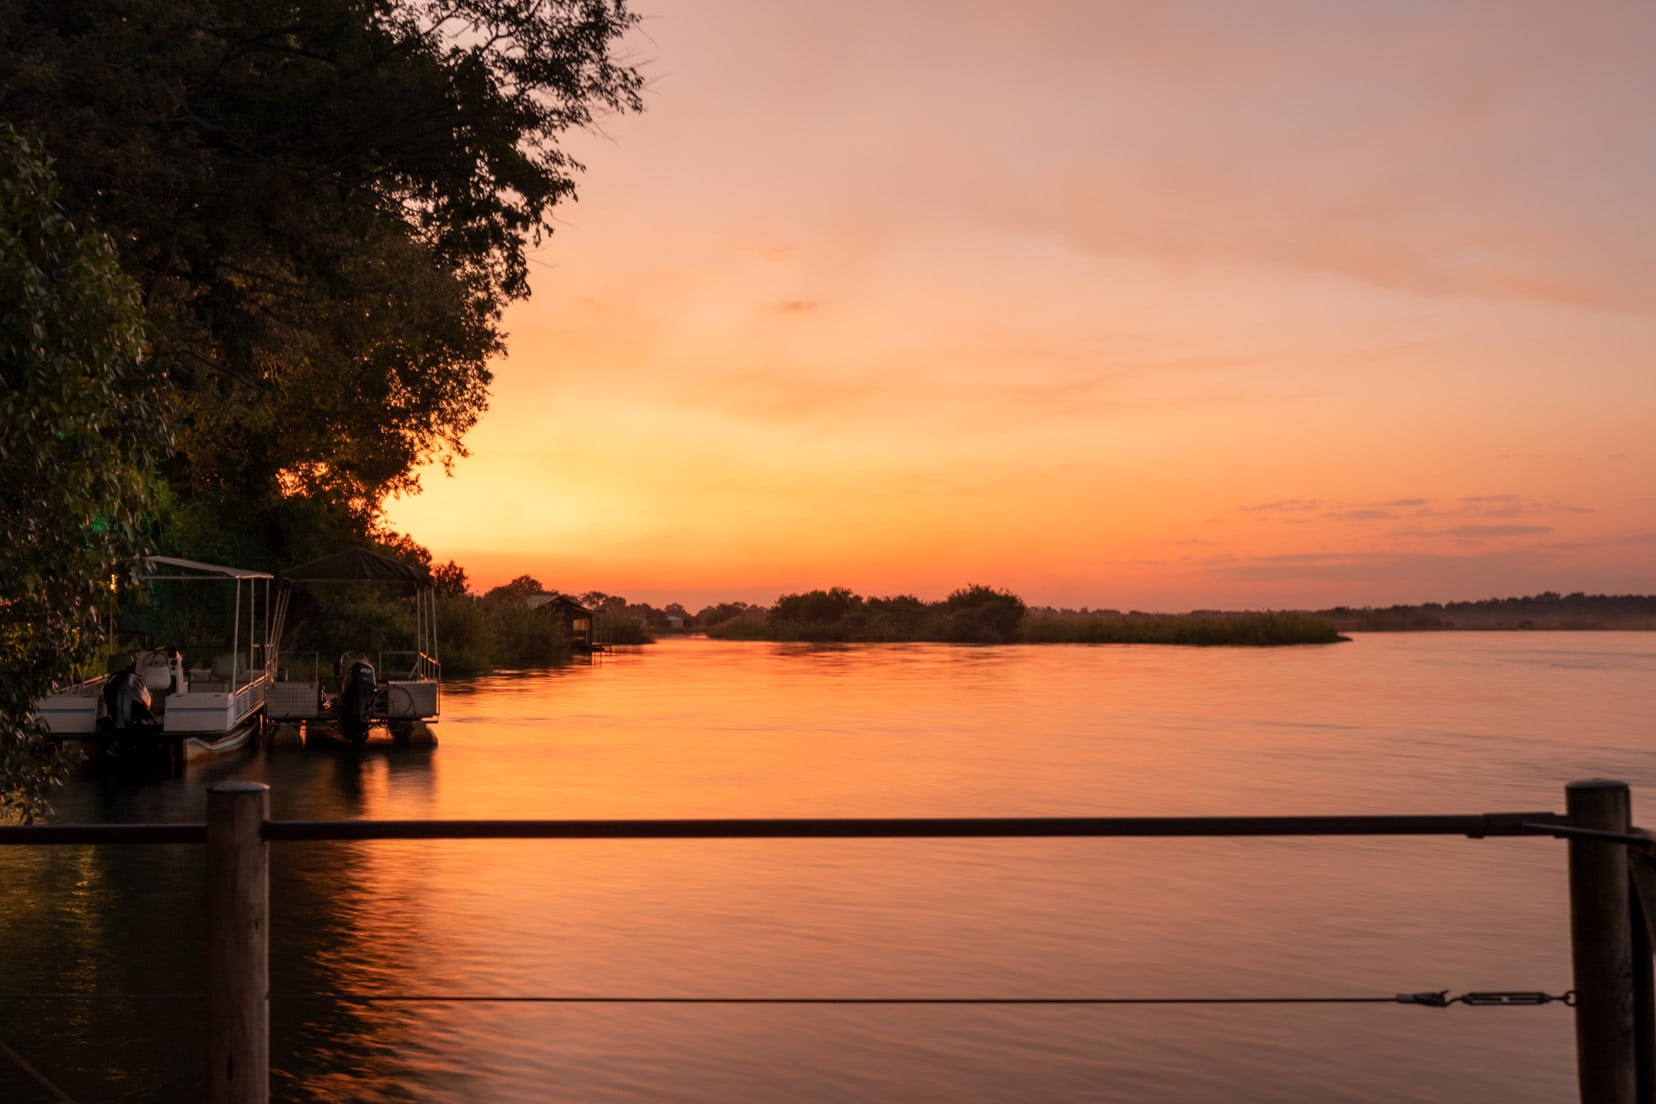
207, 781, 269, 1104
1568, 779, 1636, 1104
1632, 882, 1654, 1103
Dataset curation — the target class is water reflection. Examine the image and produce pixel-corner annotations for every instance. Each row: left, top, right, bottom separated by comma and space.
7, 634, 1656, 1100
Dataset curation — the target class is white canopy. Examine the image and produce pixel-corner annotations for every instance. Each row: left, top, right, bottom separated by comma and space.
143, 555, 274, 581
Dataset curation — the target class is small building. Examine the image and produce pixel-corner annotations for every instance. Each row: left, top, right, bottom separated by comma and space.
527, 594, 596, 651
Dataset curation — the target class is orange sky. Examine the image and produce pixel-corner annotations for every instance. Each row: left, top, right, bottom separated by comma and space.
383, 0, 1656, 612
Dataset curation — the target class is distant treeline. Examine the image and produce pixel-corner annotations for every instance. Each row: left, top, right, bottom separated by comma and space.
705, 585, 1029, 644
1317, 592, 1656, 632
297, 574, 1653, 677
298, 567, 1653, 677
700, 586, 1345, 646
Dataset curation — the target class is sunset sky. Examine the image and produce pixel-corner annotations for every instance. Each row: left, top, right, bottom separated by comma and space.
383, 0, 1656, 612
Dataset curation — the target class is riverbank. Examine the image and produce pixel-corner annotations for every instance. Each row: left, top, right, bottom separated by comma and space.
1021, 609, 1346, 645
702, 586, 1346, 646
1318, 593, 1656, 632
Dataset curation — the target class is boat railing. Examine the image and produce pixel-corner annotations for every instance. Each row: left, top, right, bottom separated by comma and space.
0, 780, 1646, 1104
230, 673, 268, 718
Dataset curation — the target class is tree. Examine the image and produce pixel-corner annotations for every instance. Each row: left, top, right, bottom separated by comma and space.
865, 594, 928, 639
773, 587, 862, 625
483, 575, 546, 604
580, 592, 629, 616
432, 560, 469, 597
0, 127, 170, 819
0, 0, 644, 566
941, 584, 1027, 643
694, 601, 751, 628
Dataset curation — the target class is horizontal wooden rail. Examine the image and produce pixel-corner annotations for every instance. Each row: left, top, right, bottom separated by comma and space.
0, 823, 206, 845
0, 810, 1572, 846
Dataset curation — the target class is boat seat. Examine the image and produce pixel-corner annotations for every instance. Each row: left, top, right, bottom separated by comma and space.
138, 651, 173, 692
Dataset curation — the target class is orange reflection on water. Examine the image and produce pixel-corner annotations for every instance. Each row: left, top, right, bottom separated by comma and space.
14, 634, 1656, 1100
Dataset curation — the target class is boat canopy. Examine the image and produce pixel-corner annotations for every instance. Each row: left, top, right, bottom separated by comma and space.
144, 555, 274, 581
282, 548, 433, 589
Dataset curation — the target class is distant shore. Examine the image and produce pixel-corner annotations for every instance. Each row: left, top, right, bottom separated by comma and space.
703, 589, 1348, 646
1315, 593, 1656, 632
671, 589, 1656, 646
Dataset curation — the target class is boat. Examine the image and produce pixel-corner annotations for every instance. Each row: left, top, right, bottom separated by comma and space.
35, 556, 276, 763
268, 548, 441, 746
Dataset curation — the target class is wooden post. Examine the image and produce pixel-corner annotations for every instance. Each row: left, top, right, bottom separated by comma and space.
1626, 847, 1656, 1102
207, 781, 269, 1104
1568, 779, 1636, 1104
1632, 882, 1654, 1104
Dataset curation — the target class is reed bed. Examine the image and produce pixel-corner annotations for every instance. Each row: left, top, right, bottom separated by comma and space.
1020, 611, 1347, 646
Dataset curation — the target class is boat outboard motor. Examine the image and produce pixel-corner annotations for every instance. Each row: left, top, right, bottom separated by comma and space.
100, 665, 156, 734
339, 659, 376, 743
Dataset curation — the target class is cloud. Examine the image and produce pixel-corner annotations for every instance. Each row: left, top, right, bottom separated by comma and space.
1455, 495, 1595, 518
1239, 498, 1323, 513
943, 4, 1656, 313
1200, 546, 1556, 587
770, 299, 819, 314
1204, 552, 1432, 582
1393, 524, 1552, 539
1322, 509, 1396, 522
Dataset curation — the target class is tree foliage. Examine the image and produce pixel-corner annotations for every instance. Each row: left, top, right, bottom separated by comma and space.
707, 586, 1031, 644
483, 575, 548, 604
0, 127, 169, 818
773, 586, 861, 625
0, 1, 642, 813
940, 584, 1027, 644
0, 0, 643, 563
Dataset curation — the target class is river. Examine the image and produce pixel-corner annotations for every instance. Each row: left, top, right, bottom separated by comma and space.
4, 632, 1655, 1102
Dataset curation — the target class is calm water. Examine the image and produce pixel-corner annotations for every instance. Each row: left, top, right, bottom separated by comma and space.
4, 633, 1656, 1102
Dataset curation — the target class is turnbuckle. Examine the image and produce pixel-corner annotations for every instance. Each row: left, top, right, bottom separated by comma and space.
1396, 989, 1574, 1008
1459, 990, 1570, 1007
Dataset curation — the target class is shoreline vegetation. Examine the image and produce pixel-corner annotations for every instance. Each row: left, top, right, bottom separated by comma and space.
297, 567, 1656, 678
285, 572, 661, 679
1318, 592, 1656, 632
413, 580, 1656, 672
696, 585, 1347, 646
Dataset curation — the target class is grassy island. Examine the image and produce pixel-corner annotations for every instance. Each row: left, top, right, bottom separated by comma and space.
701, 586, 1346, 646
